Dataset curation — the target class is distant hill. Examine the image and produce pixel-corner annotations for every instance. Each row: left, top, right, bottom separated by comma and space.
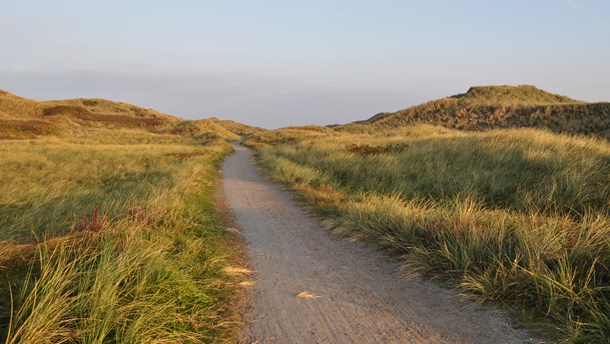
338, 85, 610, 139
0, 89, 264, 140
207, 117, 266, 136
351, 112, 390, 125
168, 119, 243, 140
448, 85, 581, 105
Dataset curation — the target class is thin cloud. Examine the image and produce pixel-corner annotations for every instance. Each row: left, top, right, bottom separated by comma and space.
562, 0, 610, 30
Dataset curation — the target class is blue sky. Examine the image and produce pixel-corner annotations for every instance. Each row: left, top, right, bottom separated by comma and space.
2, 0, 609, 128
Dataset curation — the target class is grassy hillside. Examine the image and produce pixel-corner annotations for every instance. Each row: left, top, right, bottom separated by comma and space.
0, 89, 264, 140
251, 125, 610, 342
450, 85, 580, 105
244, 125, 335, 148
208, 117, 266, 136
0, 90, 178, 121
168, 119, 242, 140
0, 89, 252, 342
0, 91, 176, 139
339, 85, 610, 139
166, 118, 265, 141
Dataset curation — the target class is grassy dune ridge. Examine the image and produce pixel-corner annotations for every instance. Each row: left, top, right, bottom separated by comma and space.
252, 125, 610, 342
0, 89, 264, 141
0, 118, 251, 341
338, 86, 610, 139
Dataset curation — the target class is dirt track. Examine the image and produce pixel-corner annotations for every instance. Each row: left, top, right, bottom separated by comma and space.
222, 143, 536, 344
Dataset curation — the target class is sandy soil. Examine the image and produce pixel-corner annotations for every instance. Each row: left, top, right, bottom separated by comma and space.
222, 143, 537, 344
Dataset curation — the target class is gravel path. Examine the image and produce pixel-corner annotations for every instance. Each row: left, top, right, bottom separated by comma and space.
222, 142, 536, 344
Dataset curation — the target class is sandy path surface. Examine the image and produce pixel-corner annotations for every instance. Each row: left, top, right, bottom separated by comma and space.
222, 143, 536, 344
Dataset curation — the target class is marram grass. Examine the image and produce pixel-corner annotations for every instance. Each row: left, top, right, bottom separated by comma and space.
0, 134, 242, 343
253, 125, 610, 342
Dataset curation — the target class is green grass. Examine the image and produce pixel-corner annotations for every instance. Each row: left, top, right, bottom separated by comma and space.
253, 125, 610, 342
0, 132, 245, 343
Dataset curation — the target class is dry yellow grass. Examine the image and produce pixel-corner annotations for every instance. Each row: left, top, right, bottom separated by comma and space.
0, 88, 258, 342
253, 124, 610, 342
223, 267, 254, 276
0, 88, 265, 140
296, 292, 321, 299
0, 133, 246, 342
338, 85, 610, 139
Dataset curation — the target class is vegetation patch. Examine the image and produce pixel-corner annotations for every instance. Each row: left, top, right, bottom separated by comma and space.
1, 89, 265, 140
345, 143, 408, 156
0, 124, 246, 343
340, 85, 610, 139
82, 100, 98, 107
0, 135, 18, 140
0, 89, 266, 343
163, 151, 208, 161
43, 105, 91, 117
252, 125, 610, 342
43, 105, 165, 128
77, 113, 164, 127
0, 119, 60, 138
